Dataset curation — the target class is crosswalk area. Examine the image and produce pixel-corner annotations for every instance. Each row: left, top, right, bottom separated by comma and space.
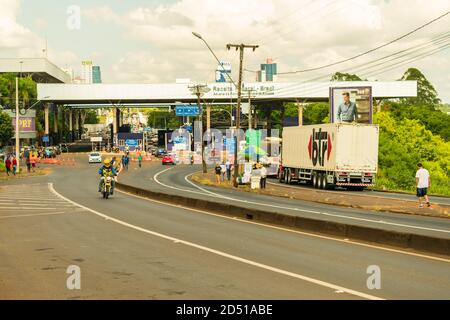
0, 183, 81, 219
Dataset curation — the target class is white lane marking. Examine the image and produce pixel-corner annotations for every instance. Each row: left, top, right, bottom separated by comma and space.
153, 167, 211, 197
0, 212, 66, 219
117, 188, 450, 264
0, 207, 59, 210
0, 202, 73, 207
0, 199, 68, 203
181, 172, 450, 235
48, 182, 383, 300
0, 196, 63, 201
267, 181, 450, 206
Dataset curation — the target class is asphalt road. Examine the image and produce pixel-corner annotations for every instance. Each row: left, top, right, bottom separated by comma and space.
119, 162, 450, 240
0, 157, 449, 299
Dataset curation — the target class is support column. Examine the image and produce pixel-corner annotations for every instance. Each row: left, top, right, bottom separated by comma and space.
53, 105, 59, 145
61, 109, 66, 142
78, 110, 82, 140
74, 110, 79, 140
297, 99, 303, 126
69, 109, 73, 142
44, 104, 49, 136
113, 108, 118, 135
113, 108, 118, 147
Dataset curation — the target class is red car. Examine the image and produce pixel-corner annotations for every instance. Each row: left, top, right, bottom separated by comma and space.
162, 155, 175, 165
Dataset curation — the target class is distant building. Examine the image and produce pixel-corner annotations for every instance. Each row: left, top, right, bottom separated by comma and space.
61, 67, 74, 82
92, 66, 102, 83
257, 58, 277, 82
215, 61, 232, 83
81, 60, 93, 84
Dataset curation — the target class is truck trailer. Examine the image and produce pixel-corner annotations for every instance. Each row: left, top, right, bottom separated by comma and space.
279, 123, 379, 190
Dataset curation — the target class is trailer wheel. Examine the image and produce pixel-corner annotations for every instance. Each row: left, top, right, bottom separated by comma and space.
319, 173, 326, 190
286, 169, 292, 184
312, 172, 319, 189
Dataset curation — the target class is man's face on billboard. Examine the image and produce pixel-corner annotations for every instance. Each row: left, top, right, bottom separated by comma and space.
343, 93, 350, 103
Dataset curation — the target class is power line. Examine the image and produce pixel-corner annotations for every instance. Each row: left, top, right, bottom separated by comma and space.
248, 10, 450, 75
260, 30, 450, 97
253, 40, 450, 104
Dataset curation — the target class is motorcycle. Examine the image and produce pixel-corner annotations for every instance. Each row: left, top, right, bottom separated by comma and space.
101, 174, 113, 199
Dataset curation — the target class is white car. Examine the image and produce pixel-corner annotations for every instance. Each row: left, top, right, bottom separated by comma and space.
88, 152, 102, 164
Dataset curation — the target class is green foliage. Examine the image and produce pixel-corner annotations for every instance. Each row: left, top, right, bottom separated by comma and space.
83, 109, 99, 124
146, 108, 180, 129
383, 101, 450, 141
0, 111, 13, 146
400, 68, 441, 106
303, 103, 329, 125
374, 111, 450, 195
331, 72, 364, 81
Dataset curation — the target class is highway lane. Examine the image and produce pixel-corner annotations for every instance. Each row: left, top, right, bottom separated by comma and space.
118, 163, 450, 240
0, 160, 449, 299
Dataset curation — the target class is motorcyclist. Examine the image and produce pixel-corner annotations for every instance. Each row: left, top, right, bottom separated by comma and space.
98, 159, 117, 195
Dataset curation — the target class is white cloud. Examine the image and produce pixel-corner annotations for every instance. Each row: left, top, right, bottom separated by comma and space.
0, 0, 80, 72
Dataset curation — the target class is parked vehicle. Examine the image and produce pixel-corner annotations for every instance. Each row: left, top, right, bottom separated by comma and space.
156, 148, 167, 157
88, 152, 102, 164
278, 123, 379, 191
161, 155, 175, 165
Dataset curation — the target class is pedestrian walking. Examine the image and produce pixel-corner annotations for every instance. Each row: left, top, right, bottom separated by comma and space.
5, 156, 12, 176
416, 163, 431, 208
260, 164, 267, 189
226, 160, 232, 181
25, 153, 31, 173
30, 152, 37, 172
138, 154, 143, 168
220, 162, 226, 182
214, 163, 221, 184
12, 156, 17, 176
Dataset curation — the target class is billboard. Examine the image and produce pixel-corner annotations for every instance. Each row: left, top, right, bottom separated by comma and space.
330, 86, 373, 124
5, 110, 37, 139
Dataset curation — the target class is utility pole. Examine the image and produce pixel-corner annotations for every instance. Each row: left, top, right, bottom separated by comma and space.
226, 43, 258, 187
15, 77, 20, 174
189, 84, 210, 174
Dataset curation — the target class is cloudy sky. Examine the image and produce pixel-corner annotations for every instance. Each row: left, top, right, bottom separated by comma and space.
1, 0, 449, 102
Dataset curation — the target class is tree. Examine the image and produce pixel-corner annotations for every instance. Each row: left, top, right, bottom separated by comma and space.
83, 109, 99, 124
331, 72, 363, 81
146, 109, 180, 129
0, 111, 13, 146
400, 68, 441, 106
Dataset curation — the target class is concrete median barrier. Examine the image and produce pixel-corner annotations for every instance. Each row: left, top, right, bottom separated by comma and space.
116, 182, 450, 257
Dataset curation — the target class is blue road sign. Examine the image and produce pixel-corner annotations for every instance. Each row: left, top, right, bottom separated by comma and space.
176, 105, 200, 116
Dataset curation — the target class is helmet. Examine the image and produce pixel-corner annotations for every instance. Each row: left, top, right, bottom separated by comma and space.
103, 159, 111, 167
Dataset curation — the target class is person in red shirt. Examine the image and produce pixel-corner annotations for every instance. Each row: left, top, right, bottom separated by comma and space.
5, 156, 12, 176
12, 156, 17, 176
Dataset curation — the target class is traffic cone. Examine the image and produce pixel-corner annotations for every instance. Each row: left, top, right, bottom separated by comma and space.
72, 158, 76, 167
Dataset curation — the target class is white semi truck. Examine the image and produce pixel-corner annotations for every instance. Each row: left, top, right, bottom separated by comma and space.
278, 123, 379, 190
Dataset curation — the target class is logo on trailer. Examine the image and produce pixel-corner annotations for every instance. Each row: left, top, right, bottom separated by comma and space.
308, 128, 332, 166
